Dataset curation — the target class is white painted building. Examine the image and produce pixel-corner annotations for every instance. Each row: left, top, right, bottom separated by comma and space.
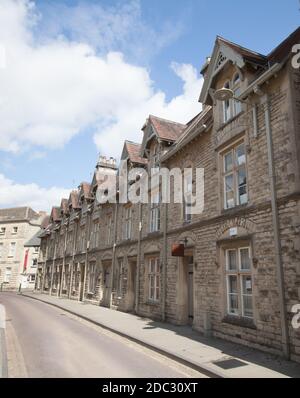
0, 207, 47, 291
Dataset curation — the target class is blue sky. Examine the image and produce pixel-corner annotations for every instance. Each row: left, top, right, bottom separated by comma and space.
0, 0, 299, 211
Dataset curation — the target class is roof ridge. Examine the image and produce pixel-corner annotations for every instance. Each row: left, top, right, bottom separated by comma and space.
125, 140, 141, 146
149, 114, 186, 127
217, 36, 267, 58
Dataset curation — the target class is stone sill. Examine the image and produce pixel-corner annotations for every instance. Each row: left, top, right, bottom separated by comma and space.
145, 300, 160, 307
222, 315, 257, 330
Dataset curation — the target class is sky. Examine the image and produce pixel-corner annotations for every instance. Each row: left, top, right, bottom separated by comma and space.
0, 0, 299, 212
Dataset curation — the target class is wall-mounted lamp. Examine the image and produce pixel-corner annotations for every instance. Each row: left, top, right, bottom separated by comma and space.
214, 88, 249, 104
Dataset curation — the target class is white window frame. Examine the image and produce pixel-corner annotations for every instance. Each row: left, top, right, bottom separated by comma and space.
0, 227, 6, 236
148, 257, 160, 302
0, 243, 3, 258
225, 246, 253, 319
150, 192, 160, 233
222, 141, 248, 210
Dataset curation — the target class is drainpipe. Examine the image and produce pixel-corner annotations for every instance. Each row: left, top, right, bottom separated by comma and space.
41, 238, 49, 293
82, 208, 92, 302
135, 202, 142, 314
110, 203, 119, 308
162, 202, 168, 322
59, 224, 68, 297
264, 94, 290, 359
49, 231, 57, 296
68, 219, 78, 299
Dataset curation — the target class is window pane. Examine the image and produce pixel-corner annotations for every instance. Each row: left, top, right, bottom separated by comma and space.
238, 166, 247, 205
228, 275, 239, 315
236, 144, 246, 166
242, 276, 253, 318
242, 275, 252, 294
224, 152, 233, 173
225, 174, 234, 208
233, 88, 242, 115
229, 294, 239, 315
228, 275, 238, 294
242, 296, 253, 318
240, 248, 251, 270
227, 250, 237, 271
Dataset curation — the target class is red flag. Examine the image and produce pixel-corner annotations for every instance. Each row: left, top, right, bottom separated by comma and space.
23, 249, 29, 272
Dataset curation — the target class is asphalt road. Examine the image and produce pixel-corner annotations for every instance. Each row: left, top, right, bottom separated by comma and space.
0, 293, 205, 378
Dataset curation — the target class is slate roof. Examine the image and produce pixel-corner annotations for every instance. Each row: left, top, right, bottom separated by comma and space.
0, 207, 39, 222
125, 141, 147, 165
149, 115, 186, 142
24, 230, 42, 247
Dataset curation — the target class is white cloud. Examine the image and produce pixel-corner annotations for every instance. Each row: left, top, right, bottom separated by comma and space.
0, 173, 70, 212
36, 0, 183, 61
0, 0, 203, 160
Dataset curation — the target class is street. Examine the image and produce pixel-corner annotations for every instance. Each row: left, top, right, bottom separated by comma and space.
0, 293, 206, 378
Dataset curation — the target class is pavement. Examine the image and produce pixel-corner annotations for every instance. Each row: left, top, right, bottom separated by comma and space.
0, 304, 8, 378
17, 291, 300, 378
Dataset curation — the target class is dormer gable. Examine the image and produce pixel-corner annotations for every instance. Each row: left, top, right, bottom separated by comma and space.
121, 140, 147, 167
141, 115, 186, 158
199, 36, 267, 106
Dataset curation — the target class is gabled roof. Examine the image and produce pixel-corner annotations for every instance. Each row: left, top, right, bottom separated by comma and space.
148, 115, 186, 142
50, 206, 61, 223
68, 190, 81, 210
79, 182, 92, 200
141, 114, 186, 156
200, 28, 300, 106
122, 141, 147, 165
199, 36, 268, 105
217, 36, 267, 66
60, 199, 69, 215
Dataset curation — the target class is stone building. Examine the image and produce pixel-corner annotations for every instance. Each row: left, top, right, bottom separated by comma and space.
0, 207, 47, 290
37, 28, 300, 363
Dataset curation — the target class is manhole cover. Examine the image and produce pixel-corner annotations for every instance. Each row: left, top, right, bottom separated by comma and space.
213, 358, 248, 370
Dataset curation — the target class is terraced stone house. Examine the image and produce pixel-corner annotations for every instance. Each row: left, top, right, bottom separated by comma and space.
37, 28, 300, 363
